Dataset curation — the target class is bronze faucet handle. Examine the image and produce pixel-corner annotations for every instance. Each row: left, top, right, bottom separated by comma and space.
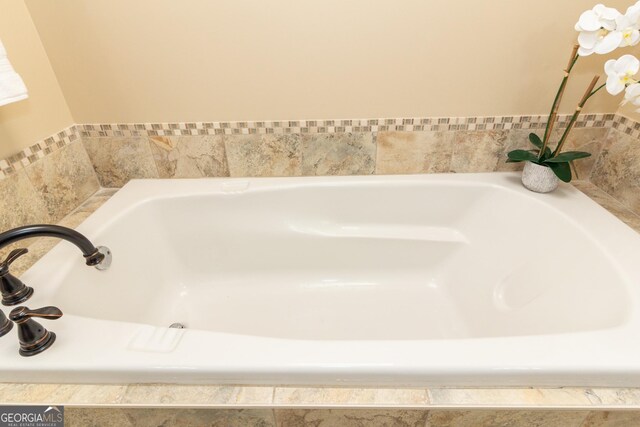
9, 306, 63, 323
0, 309, 13, 338
9, 306, 62, 357
0, 248, 28, 274
0, 248, 33, 306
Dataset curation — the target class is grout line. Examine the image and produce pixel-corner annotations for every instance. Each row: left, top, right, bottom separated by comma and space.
585, 183, 640, 221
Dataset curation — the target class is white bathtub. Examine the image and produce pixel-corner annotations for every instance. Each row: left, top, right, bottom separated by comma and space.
1, 173, 640, 386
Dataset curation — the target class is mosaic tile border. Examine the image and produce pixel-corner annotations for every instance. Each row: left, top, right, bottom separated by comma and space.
0, 125, 79, 179
78, 113, 615, 138
612, 114, 640, 139
0, 113, 631, 181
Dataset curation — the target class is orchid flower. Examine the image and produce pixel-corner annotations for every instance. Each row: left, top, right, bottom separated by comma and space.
616, 1, 640, 47
623, 83, 640, 111
509, 1, 640, 184
576, 4, 623, 55
604, 54, 639, 94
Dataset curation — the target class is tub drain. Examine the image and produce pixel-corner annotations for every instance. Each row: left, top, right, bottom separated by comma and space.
169, 322, 186, 329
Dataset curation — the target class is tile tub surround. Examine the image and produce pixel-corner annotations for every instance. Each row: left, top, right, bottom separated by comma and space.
0, 112, 626, 215
0, 125, 79, 180
0, 113, 619, 182
6, 383, 640, 422
0, 139, 100, 260
60, 408, 640, 427
76, 114, 639, 223
6, 381, 640, 410
591, 127, 640, 215
80, 126, 614, 186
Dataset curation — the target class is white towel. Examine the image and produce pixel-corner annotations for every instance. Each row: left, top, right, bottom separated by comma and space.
0, 39, 28, 107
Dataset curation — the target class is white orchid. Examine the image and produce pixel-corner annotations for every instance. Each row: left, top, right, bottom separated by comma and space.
509, 2, 640, 181
604, 54, 640, 94
625, 0, 640, 25
623, 83, 640, 111
616, 1, 640, 47
576, 4, 623, 55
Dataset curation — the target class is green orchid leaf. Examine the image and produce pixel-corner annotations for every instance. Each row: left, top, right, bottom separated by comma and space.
528, 133, 543, 148
547, 161, 572, 182
507, 149, 539, 163
539, 147, 552, 161
528, 133, 552, 159
545, 151, 592, 163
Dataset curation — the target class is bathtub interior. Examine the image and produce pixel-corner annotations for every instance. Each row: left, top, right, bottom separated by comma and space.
43, 181, 630, 340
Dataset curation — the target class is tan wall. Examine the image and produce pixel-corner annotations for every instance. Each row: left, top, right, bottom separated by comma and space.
25, 0, 633, 124
0, 0, 74, 159
617, 102, 640, 121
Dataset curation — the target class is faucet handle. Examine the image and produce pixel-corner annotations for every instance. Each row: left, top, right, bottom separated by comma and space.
0, 309, 13, 338
0, 248, 28, 273
9, 306, 62, 357
0, 248, 33, 306
9, 306, 63, 322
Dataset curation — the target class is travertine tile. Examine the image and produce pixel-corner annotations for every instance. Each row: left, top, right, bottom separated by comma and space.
474, 127, 606, 177
122, 384, 274, 405
225, 134, 302, 177
0, 383, 80, 404
60, 188, 120, 226
67, 408, 274, 427
550, 127, 608, 180
65, 384, 127, 405
376, 131, 454, 174
425, 409, 589, 427
0, 383, 126, 406
66, 408, 134, 427
56, 404, 640, 427
274, 387, 429, 407
149, 135, 229, 178
0, 170, 50, 260
427, 388, 594, 407
83, 137, 159, 187
495, 129, 531, 172
274, 409, 428, 427
450, 130, 509, 173
572, 181, 640, 233
582, 411, 640, 426
0, 169, 50, 232
301, 133, 375, 176
177, 408, 276, 426
24, 141, 99, 223
591, 129, 640, 215
587, 389, 640, 407
115, 408, 275, 427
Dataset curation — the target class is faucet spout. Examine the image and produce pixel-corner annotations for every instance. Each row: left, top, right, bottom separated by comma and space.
0, 224, 107, 267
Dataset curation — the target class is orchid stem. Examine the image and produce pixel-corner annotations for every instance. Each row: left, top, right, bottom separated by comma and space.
553, 78, 603, 157
540, 45, 579, 160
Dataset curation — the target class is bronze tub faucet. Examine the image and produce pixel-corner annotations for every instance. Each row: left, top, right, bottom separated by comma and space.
0, 224, 111, 356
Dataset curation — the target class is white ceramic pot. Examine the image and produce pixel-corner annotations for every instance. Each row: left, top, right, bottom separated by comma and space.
521, 161, 558, 193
